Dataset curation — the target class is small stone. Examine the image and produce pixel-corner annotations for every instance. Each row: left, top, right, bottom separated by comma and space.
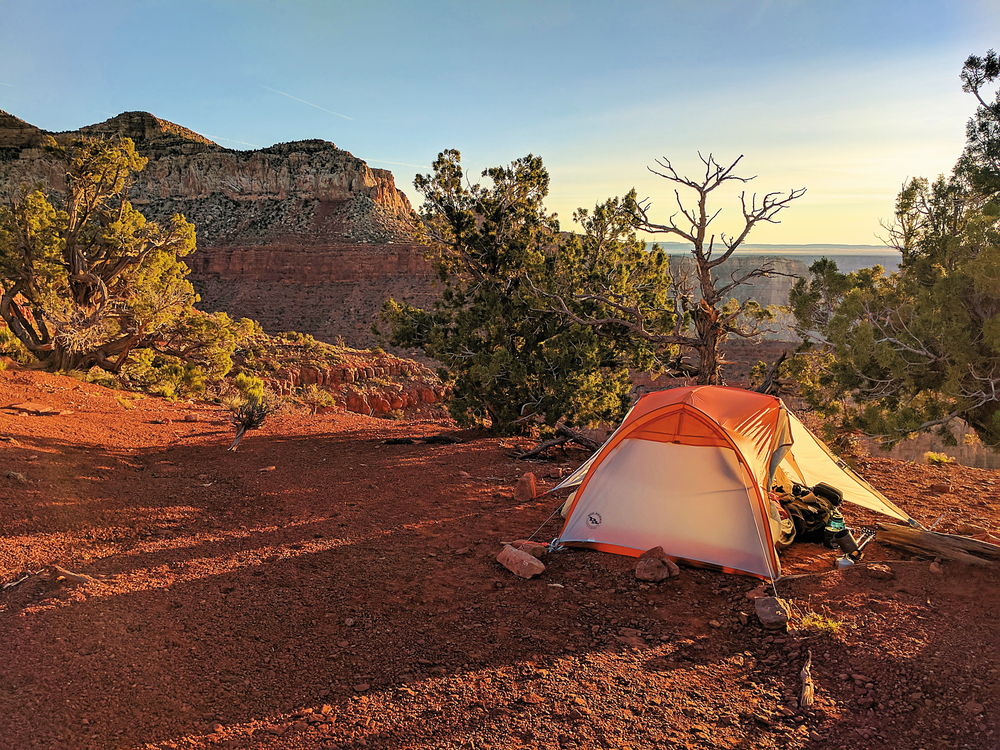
867, 563, 894, 580
709, 620, 722, 629
497, 544, 546, 578
259, 465, 277, 472
321, 704, 333, 715
738, 612, 749, 626
353, 683, 370, 692
635, 557, 672, 582
514, 473, 537, 502
345, 618, 355, 626
637, 546, 680, 577
522, 693, 545, 704
511, 539, 548, 558
929, 561, 943, 575
745, 586, 767, 599
964, 701, 985, 715
754, 597, 791, 631
458, 471, 471, 479
337, 640, 349, 648
210, 722, 223, 732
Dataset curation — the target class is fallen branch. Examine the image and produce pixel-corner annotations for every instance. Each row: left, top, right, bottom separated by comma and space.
517, 424, 601, 460
876, 523, 1000, 566
799, 649, 815, 709
380, 434, 462, 446
45, 564, 97, 585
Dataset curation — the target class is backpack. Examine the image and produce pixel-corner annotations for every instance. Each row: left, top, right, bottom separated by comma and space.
774, 482, 842, 543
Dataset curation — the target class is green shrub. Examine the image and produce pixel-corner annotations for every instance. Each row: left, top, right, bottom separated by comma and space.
924, 451, 955, 465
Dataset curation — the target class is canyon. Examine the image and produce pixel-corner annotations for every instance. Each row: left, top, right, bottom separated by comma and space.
1, 109, 807, 347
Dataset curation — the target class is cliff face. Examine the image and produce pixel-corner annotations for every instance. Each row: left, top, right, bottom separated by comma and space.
0, 110, 437, 346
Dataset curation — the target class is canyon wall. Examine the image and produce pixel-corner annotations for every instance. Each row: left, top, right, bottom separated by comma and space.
0, 110, 438, 347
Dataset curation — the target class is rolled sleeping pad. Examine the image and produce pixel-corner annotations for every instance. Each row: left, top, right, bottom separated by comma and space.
812, 481, 844, 507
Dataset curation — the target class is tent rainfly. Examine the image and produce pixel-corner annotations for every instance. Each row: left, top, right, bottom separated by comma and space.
552, 385, 918, 580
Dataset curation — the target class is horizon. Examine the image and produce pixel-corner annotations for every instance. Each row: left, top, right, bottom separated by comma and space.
1, 2, 997, 245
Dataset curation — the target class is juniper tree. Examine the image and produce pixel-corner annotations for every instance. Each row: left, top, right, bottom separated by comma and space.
790, 50, 1000, 445
381, 150, 664, 434
0, 137, 239, 379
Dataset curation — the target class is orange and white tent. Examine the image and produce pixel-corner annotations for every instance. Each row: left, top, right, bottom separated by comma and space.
552, 385, 916, 580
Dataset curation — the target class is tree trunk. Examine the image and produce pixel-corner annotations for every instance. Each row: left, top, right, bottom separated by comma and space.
692, 300, 723, 385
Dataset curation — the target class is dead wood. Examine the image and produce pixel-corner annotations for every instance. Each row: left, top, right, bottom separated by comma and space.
799, 649, 815, 709
754, 351, 787, 396
45, 565, 97, 585
876, 523, 1000, 566
517, 424, 601, 460
380, 435, 461, 446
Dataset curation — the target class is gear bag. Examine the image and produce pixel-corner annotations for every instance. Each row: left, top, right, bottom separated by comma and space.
774, 483, 842, 544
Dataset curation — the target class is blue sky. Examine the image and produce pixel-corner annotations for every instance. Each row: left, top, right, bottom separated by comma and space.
1, 0, 997, 244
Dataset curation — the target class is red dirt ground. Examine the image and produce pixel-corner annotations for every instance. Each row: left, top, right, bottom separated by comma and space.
1, 365, 999, 750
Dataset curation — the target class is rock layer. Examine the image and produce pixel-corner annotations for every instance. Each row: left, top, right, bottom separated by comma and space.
0, 110, 437, 346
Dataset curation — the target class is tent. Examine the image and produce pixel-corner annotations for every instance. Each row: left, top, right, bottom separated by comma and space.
551, 385, 918, 580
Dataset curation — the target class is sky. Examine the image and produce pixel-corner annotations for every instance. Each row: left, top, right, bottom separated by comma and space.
0, 0, 997, 245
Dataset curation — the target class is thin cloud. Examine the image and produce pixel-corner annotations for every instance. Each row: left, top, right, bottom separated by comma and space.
261, 86, 352, 120
204, 133, 262, 149
369, 159, 427, 169
0, 82, 15, 87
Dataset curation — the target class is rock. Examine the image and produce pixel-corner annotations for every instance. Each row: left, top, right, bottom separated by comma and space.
745, 586, 768, 599
514, 473, 537, 502
866, 563, 894, 580
929, 561, 943, 575
353, 683, 370, 692
635, 557, 673, 582
638, 546, 680, 577
709, 620, 722, 628
511, 539, 548, 558
497, 544, 545, 579
259, 465, 277, 472
964, 701, 985, 715
930, 483, 952, 494
754, 597, 791, 631
3, 471, 28, 484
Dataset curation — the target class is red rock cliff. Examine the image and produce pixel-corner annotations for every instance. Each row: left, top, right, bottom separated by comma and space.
0, 110, 438, 346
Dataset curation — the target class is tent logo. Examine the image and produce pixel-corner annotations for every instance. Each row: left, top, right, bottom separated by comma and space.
587, 512, 602, 528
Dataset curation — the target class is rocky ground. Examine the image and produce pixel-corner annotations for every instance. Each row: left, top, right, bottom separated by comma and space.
1, 364, 999, 750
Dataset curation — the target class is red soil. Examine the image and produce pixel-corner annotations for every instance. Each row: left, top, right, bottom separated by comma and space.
1, 365, 998, 750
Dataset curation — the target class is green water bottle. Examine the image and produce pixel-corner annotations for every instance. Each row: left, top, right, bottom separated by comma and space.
824, 509, 846, 547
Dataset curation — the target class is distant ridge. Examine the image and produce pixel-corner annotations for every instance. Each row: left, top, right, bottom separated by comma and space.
652, 242, 892, 252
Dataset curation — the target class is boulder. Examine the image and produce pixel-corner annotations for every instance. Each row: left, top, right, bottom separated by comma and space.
497, 544, 545, 578
754, 596, 791, 631
514, 473, 537, 502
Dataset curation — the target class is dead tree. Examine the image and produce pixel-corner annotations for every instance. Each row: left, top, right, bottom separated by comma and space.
533, 155, 805, 385
634, 154, 805, 383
